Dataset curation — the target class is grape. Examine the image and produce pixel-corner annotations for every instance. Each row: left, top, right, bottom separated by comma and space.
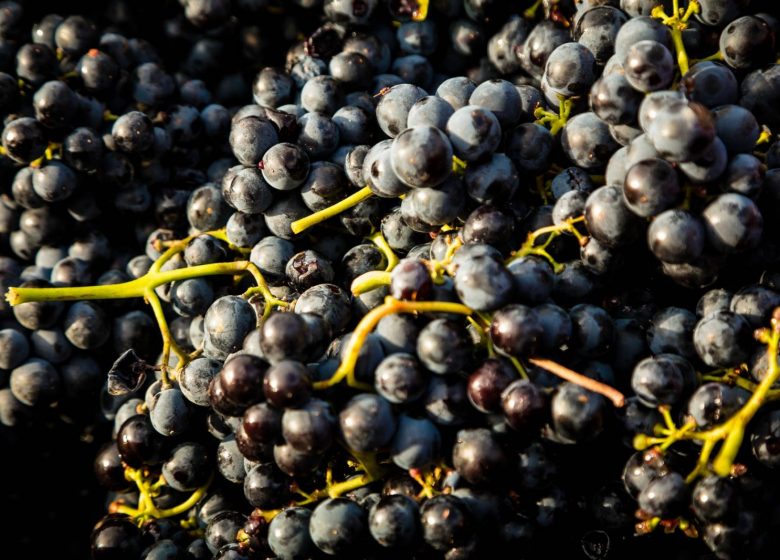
112, 111, 154, 154
623, 40, 674, 93
282, 398, 335, 454
339, 393, 396, 452
10, 357, 61, 406
489, 304, 542, 358
590, 73, 643, 126
534, 303, 573, 354
584, 185, 642, 247
369, 494, 420, 548
264, 360, 311, 409
518, 20, 569, 79
116, 414, 166, 468
467, 358, 515, 413
614, 15, 672, 61
569, 304, 615, 358
638, 472, 689, 518
453, 252, 515, 311
446, 105, 501, 163
391, 414, 441, 470
268, 508, 315, 560
375, 353, 427, 404
750, 410, 780, 468
452, 428, 508, 486
462, 205, 515, 249
204, 296, 257, 355
0, 328, 29, 370
216, 436, 247, 484
417, 318, 473, 374
363, 139, 410, 198
649, 101, 716, 163
692, 476, 737, 523
543, 42, 597, 100
187, 185, 231, 232
574, 6, 627, 64
502, 380, 548, 433
375, 83, 427, 138
261, 142, 310, 191
688, 382, 747, 428
205, 511, 246, 554
244, 463, 290, 509
702, 193, 763, 254
719, 16, 775, 70
407, 95, 454, 130
631, 354, 687, 407
390, 126, 453, 189
468, 79, 521, 128
712, 104, 760, 154
646, 307, 697, 359
162, 442, 211, 492
420, 495, 473, 551
551, 383, 606, 443
309, 498, 368, 555
149, 387, 192, 436
724, 153, 764, 198
622, 451, 667, 499
682, 61, 739, 108
90, 515, 143, 560
678, 137, 727, 183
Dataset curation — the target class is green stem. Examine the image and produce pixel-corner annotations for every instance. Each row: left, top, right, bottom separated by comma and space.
670, 26, 690, 76
368, 231, 400, 272
146, 288, 180, 388
313, 297, 474, 391
7, 261, 256, 305
712, 328, 780, 475
351, 271, 392, 296
523, 0, 542, 19
505, 217, 585, 272
155, 476, 213, 518
291, 186, 374, 235
8, 276, 148, 304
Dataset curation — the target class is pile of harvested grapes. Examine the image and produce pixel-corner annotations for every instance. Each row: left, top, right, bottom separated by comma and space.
2, 0, 780, 558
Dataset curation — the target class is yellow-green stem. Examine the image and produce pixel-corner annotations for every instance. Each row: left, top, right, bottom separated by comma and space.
291, 186, 374, 235
313, 297, 474, 391
351, 270, 392, 296
7, 260, 257, 305
711, 328, 780, 475
145, 288, 181, 387
368, 231, 400, 271
670, 27, 690, 76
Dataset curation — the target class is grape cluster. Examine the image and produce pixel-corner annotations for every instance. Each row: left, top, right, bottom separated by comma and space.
2, 0, 780, 559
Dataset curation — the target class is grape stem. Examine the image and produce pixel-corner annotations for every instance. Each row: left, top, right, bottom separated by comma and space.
528, 358, 626, 407
290, 186, 374, 235
427, 234, 462, 284
534, 94, 575, 136
253, 450, 385, 523
312, 297, 474, 391
350, 270, 392, 296
523, 0, 543, 20
635, 312, 780, 481
368, 231, 400, 271
5, 229, 287, 380
652, 0, 700, 76
411, 0, 429, 21
111, 467, 213, 525
409, 466, 446, 499
506, 216, 587, 272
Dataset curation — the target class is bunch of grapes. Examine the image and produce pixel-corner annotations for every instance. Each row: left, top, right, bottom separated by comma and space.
2, 0, 780, 559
